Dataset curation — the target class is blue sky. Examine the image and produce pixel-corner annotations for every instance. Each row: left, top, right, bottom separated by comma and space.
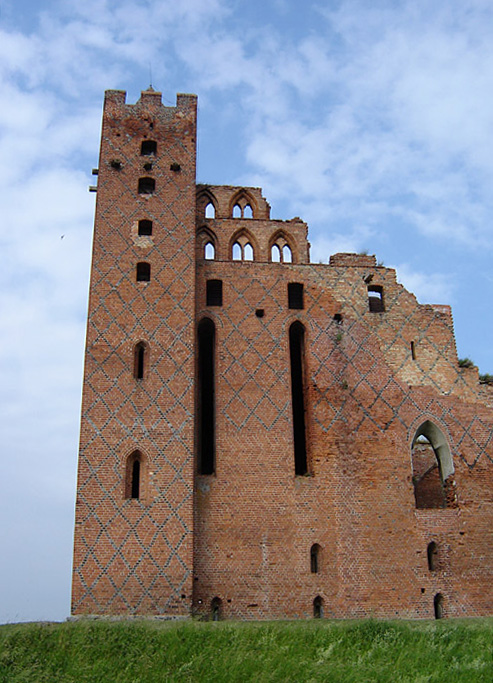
1, 0, 493, 623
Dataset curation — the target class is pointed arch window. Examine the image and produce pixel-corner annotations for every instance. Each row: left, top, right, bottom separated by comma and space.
411, 421, 456, 509
204, 242, 215, 260
233, 204, 242, 218
205, 202, 215, 219
231, 234, 255, 261
125, 451, 145, 500
271, 235, 294, 263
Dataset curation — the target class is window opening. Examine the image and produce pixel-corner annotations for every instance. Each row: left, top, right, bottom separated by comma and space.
333, 313, 343, 324
244, 204, 253, 218
255, 309, 265, 318
141, 140, 157, 155
427, 541, 438, 571
368, 285, 384, 312
204, 242, 215, 260
198, 318, 216, 475
288, 283, 304, 310
233, 204, 242, 218
232, 242, 242, 260
271, 244, 281, 262
411, 341, 416, 360
313, 596, 323, 619
411, 422, 455, 509
310, 544, 321, 573
138, 177, 155, 195
244, 243, 254, 261
206, 280, 223, 307
138, 219, 152, 236
205, 202, 215, 219
131, 460, 140, 498
434, 593, 444, 619
283, 245, 292, 263
134, 342, 147, 379
211, 597, 222, 621
290, 321, 308, 475
136, 262, 151, 282
125, 451, 144, 500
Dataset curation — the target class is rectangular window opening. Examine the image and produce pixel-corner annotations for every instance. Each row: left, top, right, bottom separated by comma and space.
206, 280, 223, 307
288, 283, 304, 310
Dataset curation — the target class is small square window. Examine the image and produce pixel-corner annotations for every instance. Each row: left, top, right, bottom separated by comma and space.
141, 140, 157, 155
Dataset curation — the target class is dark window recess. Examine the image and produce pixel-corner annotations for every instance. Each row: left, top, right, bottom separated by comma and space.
368, 285, 385, 312
131, 459, 140, 498
141, 140, 157, 155
288, 283, 304, 310
125, 451, 143, 499
427, 541, 438, 571
138, 219, 153, 236
211, 597, 222, 621
313, 596, 323, 619
110, 159, 122, 170
170, 162, 181, 172
134, 342, 146, 379
136, 262, 151, 282
255, 309, 265, 318
198, 318, 216, 475
138, 177, 155, 194
289, 321, 308, 475
434, 593, 444, 619
206, 280, 223, 307
310, 544, 320, 573
411, 340, 416, 360
143, 162, 153, 171
333, 313, 343, 324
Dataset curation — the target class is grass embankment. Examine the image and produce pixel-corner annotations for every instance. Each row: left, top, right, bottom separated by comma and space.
1, 618, 492, 682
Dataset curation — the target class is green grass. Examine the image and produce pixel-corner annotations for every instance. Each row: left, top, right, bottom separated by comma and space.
1, 618, 492, 682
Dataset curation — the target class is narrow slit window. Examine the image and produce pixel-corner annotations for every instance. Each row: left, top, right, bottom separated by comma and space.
138, 177, 155, 195
125, 451, 144, 500
289, 321, 308, 475
138, 219, 152, 236
368, 285, 384, 312
427, 541, 437, 571
205, 202, 215, 219
136, 262, 151, 282
204, 242, 215, 260
198, 318, 216, 475
411, 341, 416, 360
310, 544, 320, 573
141, 140, 157, 155
134, 342, 147, 379
434, 593, 444, 619
288, 283, 304, 310
206, 280, 223, 306
211, 597, 222, 621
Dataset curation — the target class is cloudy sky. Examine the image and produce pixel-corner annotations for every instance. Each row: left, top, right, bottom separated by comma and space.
2, 0, 493, 623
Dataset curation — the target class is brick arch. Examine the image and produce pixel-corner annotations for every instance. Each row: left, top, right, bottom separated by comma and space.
229, 189, 257, 219
409, 418, 457, 509
197, 189, 218, 220
269, 230, 297, 264
229, 227, 258, 261
197, 226, 218, 260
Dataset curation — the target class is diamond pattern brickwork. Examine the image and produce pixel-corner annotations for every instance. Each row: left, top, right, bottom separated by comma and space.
72, 91, 197, 616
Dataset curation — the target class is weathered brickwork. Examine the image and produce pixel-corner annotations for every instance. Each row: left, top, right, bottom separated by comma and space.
72, 89, 493, 620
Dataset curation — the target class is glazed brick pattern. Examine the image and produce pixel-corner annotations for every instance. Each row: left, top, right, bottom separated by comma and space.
73, 89, 493, 620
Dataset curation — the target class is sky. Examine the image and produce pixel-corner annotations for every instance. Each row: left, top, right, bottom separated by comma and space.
1, 0, 493, 623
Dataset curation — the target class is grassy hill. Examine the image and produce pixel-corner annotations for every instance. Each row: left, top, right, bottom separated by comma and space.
1, 617, 492, 682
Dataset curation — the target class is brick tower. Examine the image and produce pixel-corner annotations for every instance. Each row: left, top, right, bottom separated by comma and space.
72, 89, 197, 616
